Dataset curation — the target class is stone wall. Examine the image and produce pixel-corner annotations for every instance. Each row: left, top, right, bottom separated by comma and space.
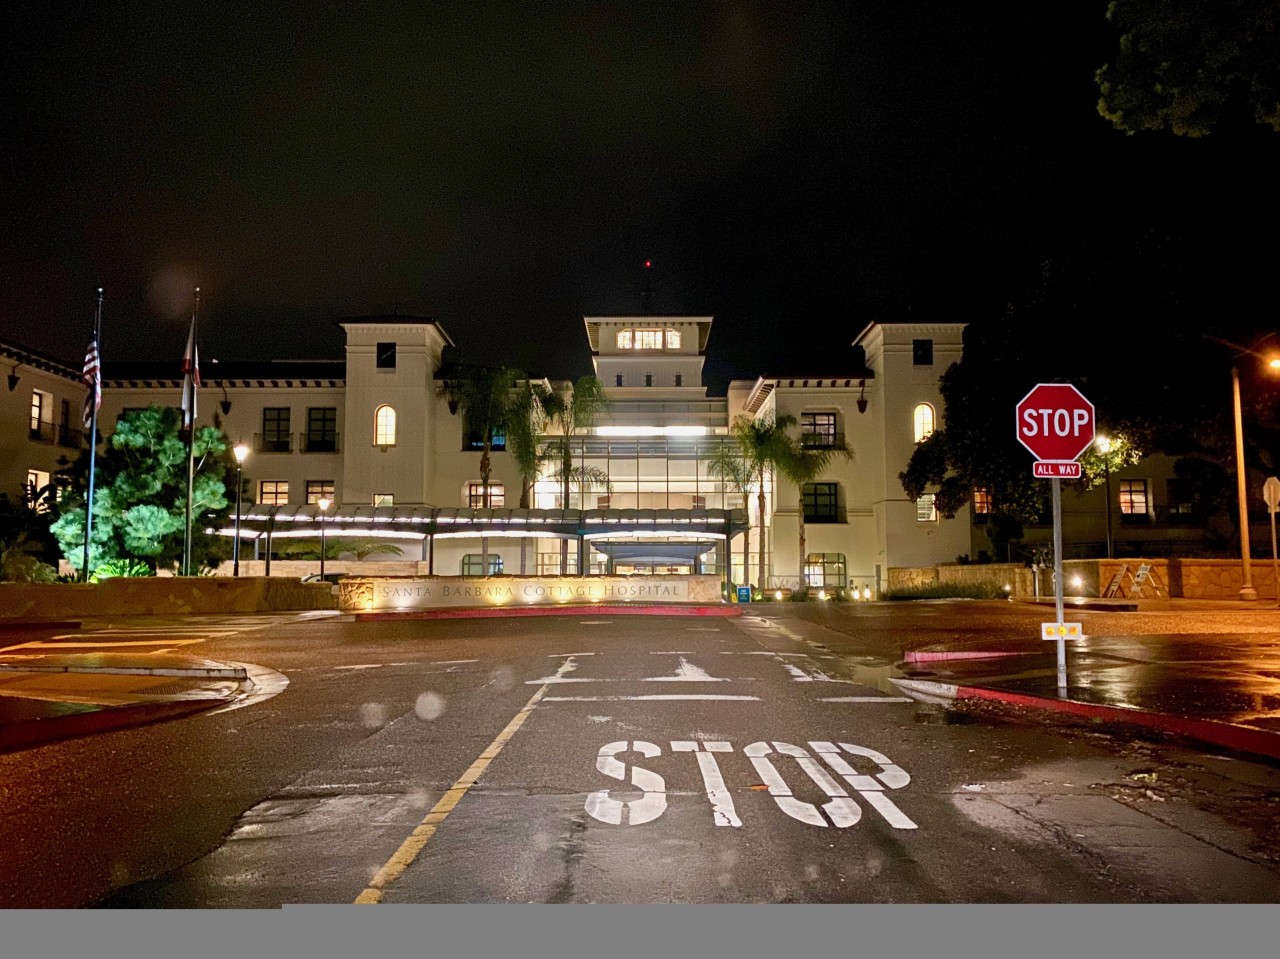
1059, 558, 1279, 600
0, 577, 336, 622
888, 563, 1032, 596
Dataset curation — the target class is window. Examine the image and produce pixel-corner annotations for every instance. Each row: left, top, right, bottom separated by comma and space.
260, 481, 289, 505
1119, 479, 1149, 515
674, 373, 682, 387
461, 554, 503, 576
616, 330, 633, 349
373, 493, 394, 507
634, 329, 663, 350
802, 482, 842, 523
916, 494, 938, 522
26, 470, 51, 511
596, 494, 611, 509
665, 329, 681, 349
644, 372, 653, 387
913, 403, 935, 443
375, 405, 396, 446
912, 339, 934, 365
468, 482, 505, 508
261, 407, 291, 452
616, 373, 624, 387
803, 553, 847, 588
305, 407, 338, 452
464, 419, 505, 451
1166, 478, 1194, 521
29, 390, 52, 441
800, 412, 839, 448
691, 494, 706, 509
306, 480, 335, 505
973, 487, 991, 514
376, 342, 397, 369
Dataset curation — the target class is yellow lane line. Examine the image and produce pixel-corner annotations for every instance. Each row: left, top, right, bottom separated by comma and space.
354, 657, 577, 904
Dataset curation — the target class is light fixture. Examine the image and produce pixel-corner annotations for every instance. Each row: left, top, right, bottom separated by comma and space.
856, 378, 867, 414
862, 586, 871, 601
232, 443, 249, 576
220, 383, 232, 415
317, 496, 332, 578
6, 364, 18, 392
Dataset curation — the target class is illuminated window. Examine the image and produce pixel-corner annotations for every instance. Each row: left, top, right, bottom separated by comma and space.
665, 329, 681, 349
468, 482, 505, 507
803, 553, 847, 588
973, 487, 991, 514
260, 481, 289, 505
461, 554, 503, 576
26, 470, 51, 512
634, 329, 663, 349
917, 494, 938, 522
306, 480, 335, 505
1119, 479, 1148, 515
801, 412, 838, 448
913, 403, 935, 442
375, 405, 396, 446
616, 330, 633, 349
373, 493, 394, 507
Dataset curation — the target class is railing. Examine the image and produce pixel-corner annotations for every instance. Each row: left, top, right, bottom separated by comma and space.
28, 421, 55, 444
58, 425, 85, 448
254, 432, 292, 453
802, 507, 847, 524
800, 431, 845, 449
300, 432, 340, 453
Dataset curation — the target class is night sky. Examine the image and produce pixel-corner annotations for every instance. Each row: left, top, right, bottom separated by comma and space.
2, 3, 1276, 393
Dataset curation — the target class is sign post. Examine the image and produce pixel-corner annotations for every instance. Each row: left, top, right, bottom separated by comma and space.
1263, 477, 1280, 607
1016, 383, 1095, 693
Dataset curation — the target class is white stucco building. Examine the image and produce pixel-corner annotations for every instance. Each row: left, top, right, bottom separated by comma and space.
4, 313, 1205, 590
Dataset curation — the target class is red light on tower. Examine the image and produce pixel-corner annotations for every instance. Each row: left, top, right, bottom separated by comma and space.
644, 259, 652, 269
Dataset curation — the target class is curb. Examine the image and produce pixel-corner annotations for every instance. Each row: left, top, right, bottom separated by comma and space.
355, 604, 744, 622
0, 698, 224, 755
904, 649, 1037, 664
891, 678, 1280, 762
0, 662, 248, 680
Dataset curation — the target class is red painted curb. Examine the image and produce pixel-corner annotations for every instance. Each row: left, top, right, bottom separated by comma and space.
905, 649, 1038, 663
355, 604, 743, 622
955, 685, 1280, 762
0, 699, 220, 755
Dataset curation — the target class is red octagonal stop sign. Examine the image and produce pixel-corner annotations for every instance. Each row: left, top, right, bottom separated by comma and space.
1015, 383, 1095, 462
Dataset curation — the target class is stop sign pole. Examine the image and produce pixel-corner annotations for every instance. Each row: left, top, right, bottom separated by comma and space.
1016, 383, 1095, 693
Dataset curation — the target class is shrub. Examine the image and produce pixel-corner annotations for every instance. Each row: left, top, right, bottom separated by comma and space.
89, 559, 154, 582
881, 582, 1009, 601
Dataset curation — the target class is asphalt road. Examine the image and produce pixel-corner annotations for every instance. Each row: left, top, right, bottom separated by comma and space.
2, 603, 1278, 907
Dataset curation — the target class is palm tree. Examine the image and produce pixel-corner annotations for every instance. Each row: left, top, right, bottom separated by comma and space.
729, 413, 796, 590
707, 445, 754, 588
440, 363, 520, 575
544, 376, 610, 509
506, 380, 557, 509
775, 428, 852, 593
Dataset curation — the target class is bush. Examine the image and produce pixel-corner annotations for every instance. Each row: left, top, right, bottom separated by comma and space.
89, 559, 154, 582
881, 582, 1010, 601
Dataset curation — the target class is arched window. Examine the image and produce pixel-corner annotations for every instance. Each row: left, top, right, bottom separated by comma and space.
375, 405, 397, 447
913, 403, 935, 443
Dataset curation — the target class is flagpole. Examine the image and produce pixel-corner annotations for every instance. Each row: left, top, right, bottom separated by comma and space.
182, 288, 200, 576
80, 288, 103, 582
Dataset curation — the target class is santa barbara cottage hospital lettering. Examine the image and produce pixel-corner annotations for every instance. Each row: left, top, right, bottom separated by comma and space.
338, 575, 724, 611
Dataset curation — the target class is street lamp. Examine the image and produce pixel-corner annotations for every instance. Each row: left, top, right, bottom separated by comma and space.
232, 443, 249, 576
317, 495, 331, 579
1095, 434, 1114, 560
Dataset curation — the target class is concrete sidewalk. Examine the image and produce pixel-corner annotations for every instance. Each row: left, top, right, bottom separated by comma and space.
891, 610, 1280, 761
0, 652, 258, 753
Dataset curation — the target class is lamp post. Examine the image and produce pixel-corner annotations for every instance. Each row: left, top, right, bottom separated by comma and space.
232, 443, 249, 576
1231, 364, 1258, 600
317, 496, 331, 579
1095, 435, 1114, 560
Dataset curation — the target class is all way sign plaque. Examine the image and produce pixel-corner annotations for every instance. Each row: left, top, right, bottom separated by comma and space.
1033, 461, 1082, 479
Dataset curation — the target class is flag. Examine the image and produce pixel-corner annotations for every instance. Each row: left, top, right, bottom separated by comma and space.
81, 336, 101, 428
180, 316, 201, 428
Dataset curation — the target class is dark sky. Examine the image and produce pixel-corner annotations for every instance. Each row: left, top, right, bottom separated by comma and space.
2, 2, 1277, 393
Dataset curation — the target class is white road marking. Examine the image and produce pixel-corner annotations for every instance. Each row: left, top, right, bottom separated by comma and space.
432, 659, 479, 665
809, 741, 916, 829
643, 656, 726, 682
548, 652, 596, 657
544, 695, 760, 702
684, 627, 721, 632
820, 696, 914, 703
577, 621, 613, 625
672, 741, 741, 828
11, 637, 208, 650
584, 741, 667, 826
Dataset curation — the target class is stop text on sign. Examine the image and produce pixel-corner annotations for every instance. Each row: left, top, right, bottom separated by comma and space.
1020, 407, 1091, 439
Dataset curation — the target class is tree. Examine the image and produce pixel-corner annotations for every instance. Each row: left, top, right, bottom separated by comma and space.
775, 428, 852, 593
50, 406, 233, 575
543, 376, 610, 509
729, 413, 796, 588
506, 381, 557, 509
1096, 0, 1280, 136
274, 538, 403, 561
707, 446, 755, 587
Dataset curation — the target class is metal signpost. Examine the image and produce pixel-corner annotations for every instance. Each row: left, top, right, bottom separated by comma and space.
1264, 476, 1280, 607
1015, 383, 1095, 693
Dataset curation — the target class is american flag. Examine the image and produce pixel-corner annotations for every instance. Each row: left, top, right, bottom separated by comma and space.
180, 315, 201, 428
81, 336, 101, 428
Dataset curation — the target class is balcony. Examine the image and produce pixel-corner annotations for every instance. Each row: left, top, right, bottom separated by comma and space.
802, 507, 847, 524
301, 432, 340, 453
28, 421, 55, 444
58, 425, 86, 449
801, 431, 845, 450
254, 432, 293, 454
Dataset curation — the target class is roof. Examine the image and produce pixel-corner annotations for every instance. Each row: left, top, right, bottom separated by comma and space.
103, 359, 346, 385
338, 314, 455, 346
0, 337, 82, 380
584, 316, 714, 353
